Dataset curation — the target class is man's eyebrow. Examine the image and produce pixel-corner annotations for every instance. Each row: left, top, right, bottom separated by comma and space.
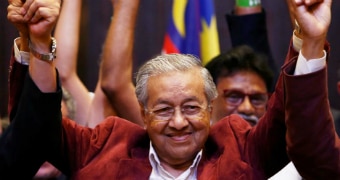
152, 96, 203, 105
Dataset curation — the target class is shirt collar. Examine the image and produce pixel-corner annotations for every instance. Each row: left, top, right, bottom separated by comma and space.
148, 142, 202, 180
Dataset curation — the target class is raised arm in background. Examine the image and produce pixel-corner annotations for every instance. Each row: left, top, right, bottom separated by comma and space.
7, 0, 144, 134
54, 0, 116, 126
226, 1, 278, 92
53, 0, 91, 124
98, 0, 143, 127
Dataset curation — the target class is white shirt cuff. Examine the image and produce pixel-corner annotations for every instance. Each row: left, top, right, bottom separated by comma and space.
14, 37, 30, 65
292, 31, 303, 52
292, 31, 326, 75
294, 50, 326, 75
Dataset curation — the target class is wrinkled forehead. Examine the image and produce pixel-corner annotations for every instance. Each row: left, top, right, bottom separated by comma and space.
216, 71, 268, 92
146, 69, 206, 105
148, 67, 203, 84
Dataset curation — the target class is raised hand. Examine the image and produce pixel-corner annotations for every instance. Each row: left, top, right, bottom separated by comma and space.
288, 0, 331, 39
7, 0, 29, 49
287, 0, 332, 59
20, 0, 61, 42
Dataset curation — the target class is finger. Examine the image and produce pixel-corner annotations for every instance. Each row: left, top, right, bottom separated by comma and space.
294, 0, 304, 6
7, 13, 25, 23
324, 0, 333, 8
287, 0, 299, 18
304, 0, 323, 6
23, 0, 38, 21
286, 0, 295, 12
7, 5, 26, 23
30, 6, 59, 24
286, 0, 296, 26
8, 0, 26, 15
21, 0, 34, 15
8, 0, 23, 6
29, 9, 41, 23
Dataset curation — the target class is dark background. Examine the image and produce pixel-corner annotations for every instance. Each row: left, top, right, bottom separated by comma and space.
1, 0, 340, 118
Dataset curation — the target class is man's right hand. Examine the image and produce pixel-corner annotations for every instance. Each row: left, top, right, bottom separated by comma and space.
20, 0, 61, 46
7, 0, 29, 50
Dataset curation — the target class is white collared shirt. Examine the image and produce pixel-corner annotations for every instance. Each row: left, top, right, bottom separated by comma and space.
149, 142, 202, 180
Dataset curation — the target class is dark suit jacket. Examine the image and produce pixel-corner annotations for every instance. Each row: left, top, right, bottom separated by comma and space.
0, 72, 63, 179
2, 41, 338, 179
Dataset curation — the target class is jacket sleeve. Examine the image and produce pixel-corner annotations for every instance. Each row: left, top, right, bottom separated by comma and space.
0, 71, 62, 179
245, 40, 329, 178
8, 49, 28, 122
283, 43, 340, 179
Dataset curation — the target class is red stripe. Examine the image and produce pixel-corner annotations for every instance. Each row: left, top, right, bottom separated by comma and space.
162, 34, 180, 53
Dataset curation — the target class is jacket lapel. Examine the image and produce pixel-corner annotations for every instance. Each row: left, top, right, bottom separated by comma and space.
116, 145, 151, 179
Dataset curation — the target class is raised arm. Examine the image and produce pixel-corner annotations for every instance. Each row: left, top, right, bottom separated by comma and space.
290, 0, 329, 60
53, 0, 93, 125
97, 0, 143, 127
1, 0, 62, 178
244, 0, 339, 178
7, 0, 30, 122
54, 0, 118, 127
284, 0, 340, 178
27, 0, 58, 92
226, 1, 278, 91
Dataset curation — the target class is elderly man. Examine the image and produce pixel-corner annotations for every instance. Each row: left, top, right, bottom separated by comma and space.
1, 0, 339, 179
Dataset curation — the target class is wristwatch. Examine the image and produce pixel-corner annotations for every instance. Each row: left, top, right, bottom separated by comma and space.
29, 37, 57, 61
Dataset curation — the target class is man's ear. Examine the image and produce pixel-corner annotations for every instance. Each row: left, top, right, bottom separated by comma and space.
139, 102, 148, 126
337, 81, 340, 95
209, 100, 214, 115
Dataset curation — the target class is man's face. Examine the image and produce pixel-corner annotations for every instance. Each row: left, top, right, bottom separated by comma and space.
211, 71, 268, 126
142, 68, 211, 169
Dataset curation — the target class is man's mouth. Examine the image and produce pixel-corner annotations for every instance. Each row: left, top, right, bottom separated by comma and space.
167, 132, 192, 141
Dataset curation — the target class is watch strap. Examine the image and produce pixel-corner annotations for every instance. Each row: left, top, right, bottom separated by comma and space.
29, 37, 57, 62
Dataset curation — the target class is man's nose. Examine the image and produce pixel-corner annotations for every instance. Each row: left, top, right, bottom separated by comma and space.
237, 96, 255, 115
168, 109, 189, 130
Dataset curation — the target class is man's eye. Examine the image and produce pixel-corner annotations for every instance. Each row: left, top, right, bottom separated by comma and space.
250, 95, 267, 105
226, 94, 242, 103
154, 107, 173, 116
251, 96, 263, 102
182, 105, 201, 115
228, 93, 242, 98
